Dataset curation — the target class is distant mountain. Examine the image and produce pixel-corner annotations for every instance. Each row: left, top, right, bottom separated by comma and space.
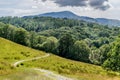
39, 11, 80, 19
24, 11, 120, 27
96, 18, 120, 26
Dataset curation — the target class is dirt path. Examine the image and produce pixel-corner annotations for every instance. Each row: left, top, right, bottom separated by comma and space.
13, 54, 74, 80
13, 54, 50, 67
34, 68, 74, 80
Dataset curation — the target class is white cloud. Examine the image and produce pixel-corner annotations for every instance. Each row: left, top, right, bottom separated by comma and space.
32, 6, 38, 9
0, 0, 120, 20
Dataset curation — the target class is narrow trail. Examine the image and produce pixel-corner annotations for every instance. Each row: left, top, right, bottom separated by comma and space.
13, 54, 74, 80
13, 54, 50, 67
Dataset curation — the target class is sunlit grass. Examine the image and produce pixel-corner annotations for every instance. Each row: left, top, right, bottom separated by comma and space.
0, 68, 53, 80
24, 54, 120, 80
0, 37, 44, 75
0, 37, 120, 80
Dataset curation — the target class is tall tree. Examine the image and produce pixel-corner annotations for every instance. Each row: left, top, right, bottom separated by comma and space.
58, 34, 74, 58
29, 31, 38, 47
42, 36, 58, 53
72, 40, 91, 62
14, 28, 29, 46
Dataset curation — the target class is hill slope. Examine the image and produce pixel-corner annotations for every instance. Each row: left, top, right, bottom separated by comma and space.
0, 37, 120, 80
26, 11, 120, 26
0, 37, 44, 74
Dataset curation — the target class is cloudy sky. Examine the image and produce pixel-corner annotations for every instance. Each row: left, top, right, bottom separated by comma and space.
0, 0, 120, 20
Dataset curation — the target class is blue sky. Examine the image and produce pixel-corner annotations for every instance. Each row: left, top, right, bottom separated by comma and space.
0, 0, 120, 20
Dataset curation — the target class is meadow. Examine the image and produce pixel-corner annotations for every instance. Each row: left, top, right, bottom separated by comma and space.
0, 37, 44, 75
23, 54, 120, 80
0, 37, 120, 80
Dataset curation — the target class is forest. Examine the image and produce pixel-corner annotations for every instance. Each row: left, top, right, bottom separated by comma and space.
0, 16, 120, 71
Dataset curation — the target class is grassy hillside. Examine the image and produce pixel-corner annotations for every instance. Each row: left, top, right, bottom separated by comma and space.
0, 37, 44, 74
24, 54, 120, 80
0, 37, 120, 80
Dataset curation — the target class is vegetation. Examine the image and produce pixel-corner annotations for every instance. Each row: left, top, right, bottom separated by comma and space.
24, 54, 120, 80
102, 38, 120, 71
71, 40, 91, 62
1, 16, 120, 73
0, 37, 44, 74
0, 68, 53, 80
0, 37, 120, 80
58, 33, 74, 57
90, 44, 111, 65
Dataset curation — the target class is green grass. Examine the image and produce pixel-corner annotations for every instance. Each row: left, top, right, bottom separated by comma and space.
0, 68, 53, 80
0, 37, 120, 80
24, 54, 120, 80
0, 37, 44, 75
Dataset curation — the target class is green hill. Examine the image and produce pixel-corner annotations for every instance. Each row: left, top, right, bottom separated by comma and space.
0, 37, 120, 80
0, 37, 44, 74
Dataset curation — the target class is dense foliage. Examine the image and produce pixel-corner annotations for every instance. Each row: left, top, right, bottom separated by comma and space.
0, 16, 120, 72
58, 34, 74, 57
0, 17, 119, 41
102, 38, 120, 71
71, 40, 91, 62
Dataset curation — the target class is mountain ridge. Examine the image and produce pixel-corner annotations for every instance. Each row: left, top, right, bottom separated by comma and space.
24, 11, 120, 27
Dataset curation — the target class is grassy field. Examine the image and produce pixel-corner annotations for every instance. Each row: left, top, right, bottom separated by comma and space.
23, 54, 120, 80
0, 37, 120, 80
0, 68, 53, 80
0, 37, 45, 75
